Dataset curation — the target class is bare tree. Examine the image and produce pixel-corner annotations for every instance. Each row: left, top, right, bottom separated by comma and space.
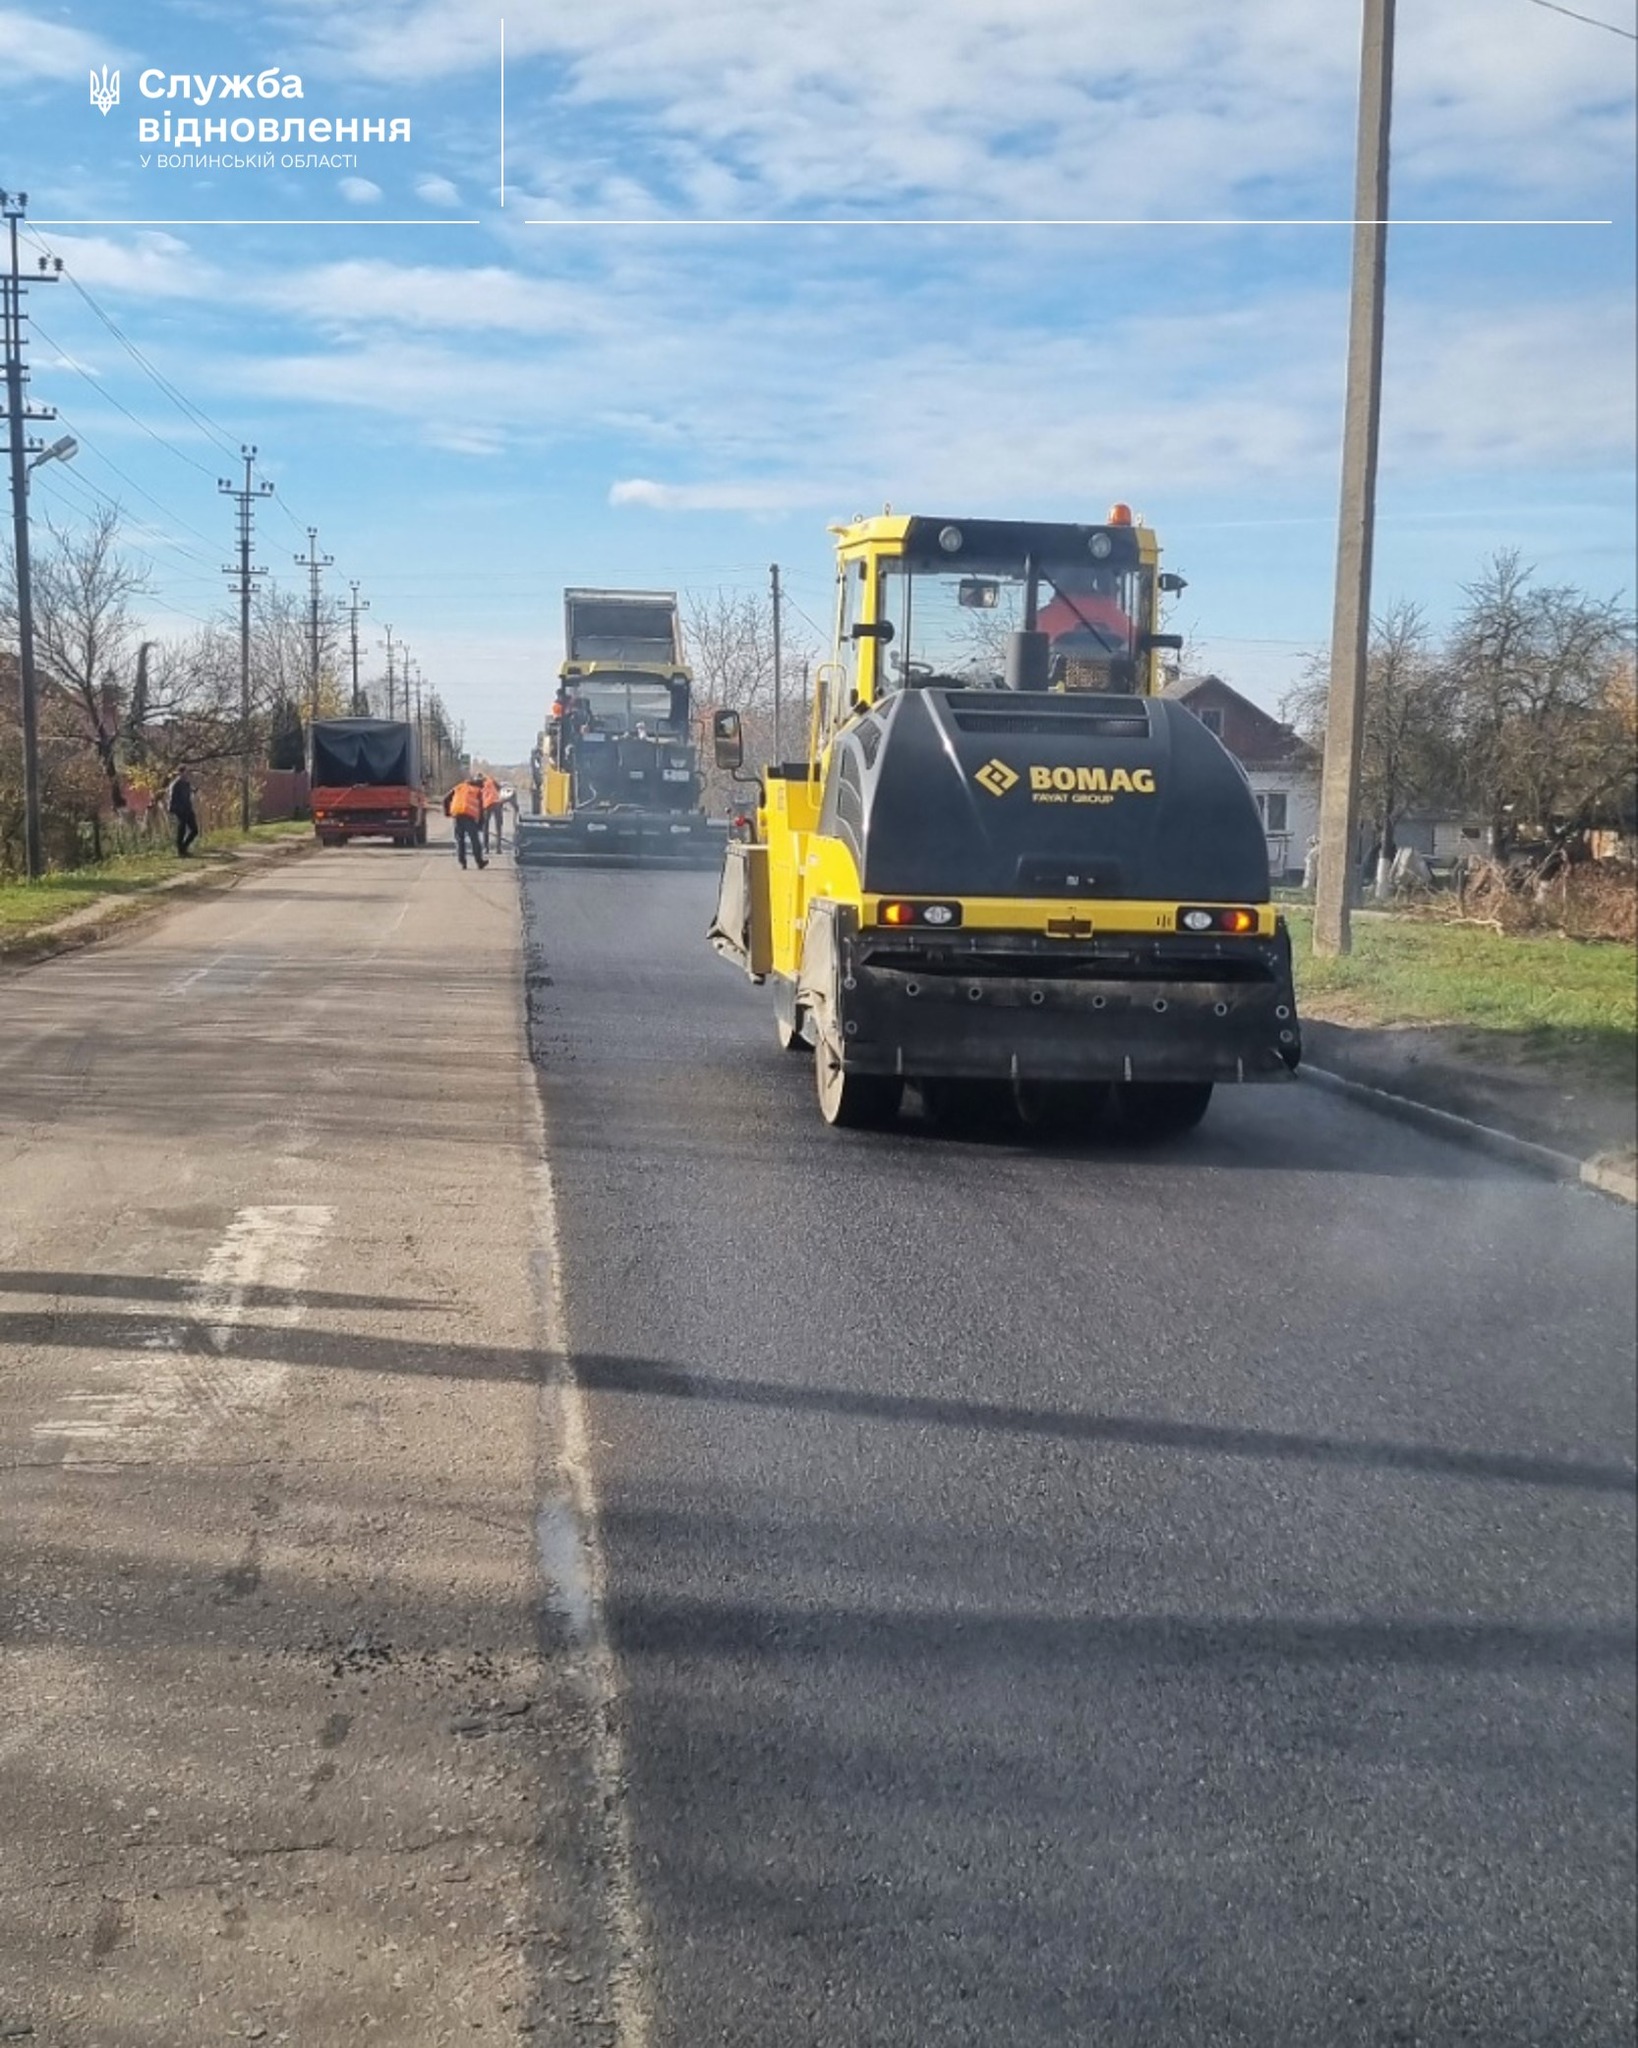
1, 506, 148, 809
1284, 600, 1460, 897
685, 588, 782, 715
251, 583, 344, 722
1447, 551, 1635, 863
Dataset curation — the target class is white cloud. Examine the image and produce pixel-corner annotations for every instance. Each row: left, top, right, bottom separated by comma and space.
254, 259, 606, 337
281, 0, 1634, 218
33, 230, 211, 300
221, 237, 1633, 511
339, 177, 384, 204
610, 477, 827, 513
0, 6, 117, 83
415, 174, 463, 206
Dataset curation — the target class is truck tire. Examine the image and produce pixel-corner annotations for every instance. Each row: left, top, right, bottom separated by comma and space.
414, 820, 428, 846
815, 1033, 902, 1130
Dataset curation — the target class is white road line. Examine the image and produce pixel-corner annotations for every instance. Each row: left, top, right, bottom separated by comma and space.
31, 1205, 333, 1466
529, 1145, 653, 2048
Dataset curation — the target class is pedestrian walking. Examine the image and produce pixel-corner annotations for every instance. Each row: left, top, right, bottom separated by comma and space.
167, 767, 200, 857
486, 784, 517, 854
443, 771, 489, 870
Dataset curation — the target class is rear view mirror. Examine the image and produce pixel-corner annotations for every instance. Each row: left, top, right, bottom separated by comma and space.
712, 708, 744, 771
849, 619, 895, 642
958, 578, 1000, 610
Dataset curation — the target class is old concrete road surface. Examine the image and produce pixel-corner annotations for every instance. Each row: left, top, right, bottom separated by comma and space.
522, 865, 1637, 2048
0, 837, 624, 2046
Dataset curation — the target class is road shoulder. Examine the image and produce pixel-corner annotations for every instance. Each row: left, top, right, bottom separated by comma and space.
1301, 1015, 1637, 1201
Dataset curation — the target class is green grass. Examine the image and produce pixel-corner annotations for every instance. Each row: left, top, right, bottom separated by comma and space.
0, 822, 309, 940
1286, 908, 1637, 1083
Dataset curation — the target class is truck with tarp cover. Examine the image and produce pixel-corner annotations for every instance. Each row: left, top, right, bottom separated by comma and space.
708, 507, 1301, 1134
515, 588, 724, 868
310, 717, 427, 847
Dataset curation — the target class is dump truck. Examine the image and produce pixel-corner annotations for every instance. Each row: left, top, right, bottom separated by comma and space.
708, 508, 1301, 1133
514, 587, 724, 868
310, 716, 427, 847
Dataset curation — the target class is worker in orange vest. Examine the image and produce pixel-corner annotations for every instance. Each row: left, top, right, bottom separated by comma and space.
480, 773, 503, 854
443, 771, 489, 870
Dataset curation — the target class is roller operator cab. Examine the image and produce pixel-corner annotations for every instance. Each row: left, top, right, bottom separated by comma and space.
708, 510, 1302, 1134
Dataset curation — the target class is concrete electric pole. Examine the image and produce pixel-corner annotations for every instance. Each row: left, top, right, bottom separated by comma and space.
346, 581, 370, 713
1312, 0, 1396, 957
770, 562, 783, 763
218, 447, 274, 833
2, 191, 63, 882
294, 526, 334, 731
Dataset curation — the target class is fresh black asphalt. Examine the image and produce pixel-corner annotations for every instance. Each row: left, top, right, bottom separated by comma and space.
522, 864, 1637, 2048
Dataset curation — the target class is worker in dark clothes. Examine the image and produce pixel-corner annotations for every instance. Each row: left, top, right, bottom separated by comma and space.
167, 768, 200, 857
444, 772, 489, 870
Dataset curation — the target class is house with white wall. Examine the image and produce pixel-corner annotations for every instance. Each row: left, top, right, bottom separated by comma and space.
1161, 674, 1320, 882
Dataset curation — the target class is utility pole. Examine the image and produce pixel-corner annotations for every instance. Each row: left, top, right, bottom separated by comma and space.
219, 448, 274, 830
429, 691, 445, 786
1313, 0, 1395, 957
770, 562, 783, 762
396, 644, 410, 726
346, 580, 370, 712
293, 525, 333, 731
2, 191, 62, 882
382, 624, 396, 719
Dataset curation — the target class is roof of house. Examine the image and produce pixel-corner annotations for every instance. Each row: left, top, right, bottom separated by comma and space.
1160, 672, 1319, 773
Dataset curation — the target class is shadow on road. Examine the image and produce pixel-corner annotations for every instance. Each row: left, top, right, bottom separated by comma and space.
0, 1270, 447, 1314
6, 1305, 1632, 1496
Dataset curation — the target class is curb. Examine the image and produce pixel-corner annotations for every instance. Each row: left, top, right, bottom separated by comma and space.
0, 834, 316, 971
1581, 1151, 1638, 1206
1300, 1062, 1634, 1206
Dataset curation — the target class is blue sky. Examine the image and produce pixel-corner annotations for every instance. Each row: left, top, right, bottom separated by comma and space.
3, 0, 1634, 756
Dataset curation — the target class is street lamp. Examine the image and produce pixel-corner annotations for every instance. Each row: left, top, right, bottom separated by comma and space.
24, 433, 77, 492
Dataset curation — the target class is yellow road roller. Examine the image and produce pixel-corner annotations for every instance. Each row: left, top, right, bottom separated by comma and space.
708, 508, 1301, 1133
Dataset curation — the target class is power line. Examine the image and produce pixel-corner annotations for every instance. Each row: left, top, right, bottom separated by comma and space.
24, 227, 244, 457
28, 312, 219, 478
779, 591, 831, 646
1527, 0, 1637, 35
23, 231, 334, 561
42, 407, 226, 558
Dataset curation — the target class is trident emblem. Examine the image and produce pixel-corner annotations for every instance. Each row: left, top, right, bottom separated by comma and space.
89, 65, 120, 115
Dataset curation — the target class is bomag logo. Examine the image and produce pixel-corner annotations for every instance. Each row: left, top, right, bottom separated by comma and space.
1026, 764, 1157, 807
1030, 766, 1155, 794
974, 758, 1019, 797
